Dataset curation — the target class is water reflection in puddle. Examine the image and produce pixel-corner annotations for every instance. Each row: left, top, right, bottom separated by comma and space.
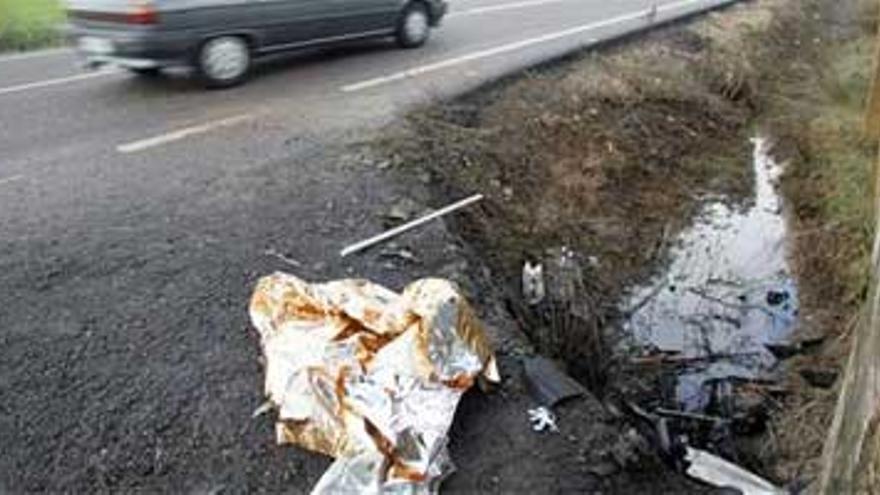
624, 137, 798, 411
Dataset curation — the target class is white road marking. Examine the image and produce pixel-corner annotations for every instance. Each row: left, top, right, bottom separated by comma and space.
0, 175, 24, 187
0, 70, 117, 97
0, 47, 71, 64
342, 0, 716, 92
449, 0, 571, 18
116, 114, 255, 153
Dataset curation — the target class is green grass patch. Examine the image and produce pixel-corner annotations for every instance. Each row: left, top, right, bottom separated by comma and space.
753, 1, 876, 311
759, 7, 878, 480
0, 0, 64, 52
794, 34, 875, 303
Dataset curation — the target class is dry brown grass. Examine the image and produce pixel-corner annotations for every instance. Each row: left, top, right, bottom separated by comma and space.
859, 0, 879, 33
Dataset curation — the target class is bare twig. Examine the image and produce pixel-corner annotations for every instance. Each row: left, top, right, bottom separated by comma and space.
686, 287, 775, 316
624, 281, 667, 317
655, 407, 731, 424
264, 248, 302, 268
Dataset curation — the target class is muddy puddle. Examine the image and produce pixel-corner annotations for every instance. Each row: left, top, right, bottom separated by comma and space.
624, 137, 798, 412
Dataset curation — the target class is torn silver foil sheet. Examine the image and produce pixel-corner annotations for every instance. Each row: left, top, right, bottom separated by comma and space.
250, 273, 499, 494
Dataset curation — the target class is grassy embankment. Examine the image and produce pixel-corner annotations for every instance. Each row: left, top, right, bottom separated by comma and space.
0, 0, 64, 53
760, 0, 877, 482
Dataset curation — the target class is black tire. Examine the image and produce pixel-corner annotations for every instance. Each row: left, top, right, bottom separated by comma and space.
127, 67, 161, 77
396, 2, 431, 49
195, 36, 252, 89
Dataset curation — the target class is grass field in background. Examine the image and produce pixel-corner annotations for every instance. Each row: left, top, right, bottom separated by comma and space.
0, 0, 64, 52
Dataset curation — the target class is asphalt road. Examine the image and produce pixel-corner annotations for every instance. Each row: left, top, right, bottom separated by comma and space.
0, 0, 734, 492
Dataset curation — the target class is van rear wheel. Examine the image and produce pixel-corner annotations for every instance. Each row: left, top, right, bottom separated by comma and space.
196, 36, 251, 89
396, 3, 431, 48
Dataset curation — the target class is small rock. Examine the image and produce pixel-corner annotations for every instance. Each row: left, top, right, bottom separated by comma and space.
385, 198, 421, 223
379, 248, 417, 263
587, 461, 619, 477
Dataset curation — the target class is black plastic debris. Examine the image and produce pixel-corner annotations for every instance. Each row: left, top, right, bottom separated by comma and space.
621, 401, 688, 472
800, 368, 838, 389
766, 289, 790, 307
765, 335, 825, 360
523, 356, 587, 407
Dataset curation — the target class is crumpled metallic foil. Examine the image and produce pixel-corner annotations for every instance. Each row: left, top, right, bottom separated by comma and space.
249, 272, 499, 494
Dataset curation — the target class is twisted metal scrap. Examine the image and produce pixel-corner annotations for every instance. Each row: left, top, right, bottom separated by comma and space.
250, 273, 499, 494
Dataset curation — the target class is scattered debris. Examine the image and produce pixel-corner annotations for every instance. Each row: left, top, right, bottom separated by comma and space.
630, 352, 763, 367
623, 401, 687, 471
522, 261, 545, 306
251, 401, 273, 419
764, 336, 825, 360
523, 356, 587, 406
800, 368, 838, 389
341, 194, 484, 257
621, 399, 782, 492
684, 447, 785, 495
378, 245, 418, 264
522, 246, 593, 313
542, 246, 591, 317
264, 248, 302, 268
654, 407, 731, 425
528, 406, 559, 433
516, 247, 607, 389
249, 273, 498, 494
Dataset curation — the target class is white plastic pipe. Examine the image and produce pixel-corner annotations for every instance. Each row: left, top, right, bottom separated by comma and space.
340, 194, 484, 257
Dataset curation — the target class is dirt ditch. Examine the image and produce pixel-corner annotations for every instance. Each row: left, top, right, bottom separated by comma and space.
377, 0, 875, 490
